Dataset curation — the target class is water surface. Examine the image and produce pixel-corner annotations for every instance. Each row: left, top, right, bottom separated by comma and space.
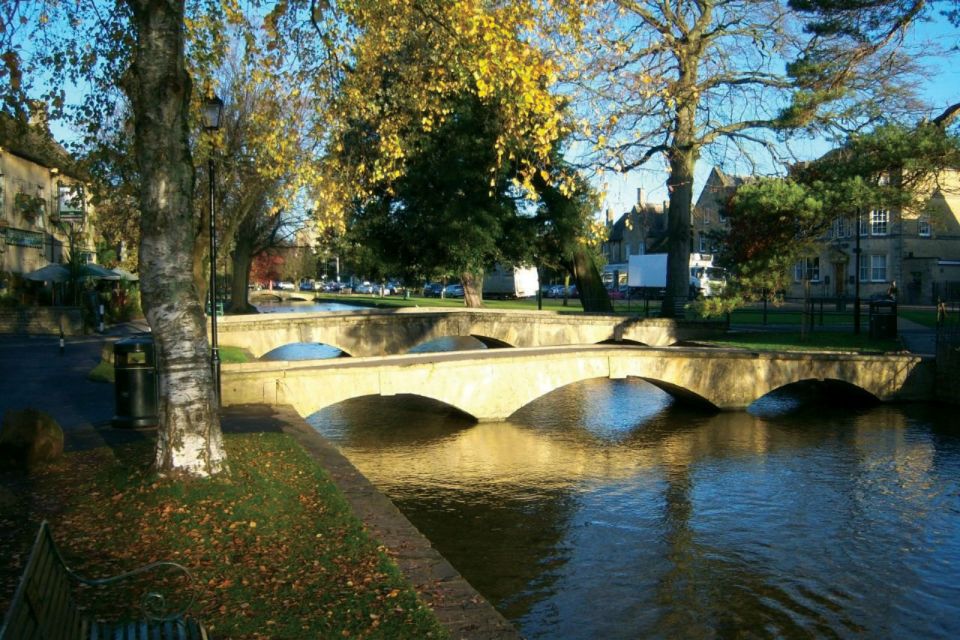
308, 381, 960, 639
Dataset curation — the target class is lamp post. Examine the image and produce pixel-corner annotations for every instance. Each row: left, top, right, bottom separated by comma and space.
854, 207, 862, 335
203, 94, 224, 407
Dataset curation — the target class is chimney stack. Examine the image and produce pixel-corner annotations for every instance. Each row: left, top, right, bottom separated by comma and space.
606, 208, 614, 225
637, 188, 646, 207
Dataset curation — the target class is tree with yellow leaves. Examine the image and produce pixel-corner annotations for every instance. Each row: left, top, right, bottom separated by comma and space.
1, 0, 583, 477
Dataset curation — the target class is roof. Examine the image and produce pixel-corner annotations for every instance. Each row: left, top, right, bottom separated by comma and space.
0, 112, 80, 177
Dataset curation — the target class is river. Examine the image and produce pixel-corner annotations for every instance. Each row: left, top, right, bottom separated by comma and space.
259, 302, 960, 638
307, 378, 959, 639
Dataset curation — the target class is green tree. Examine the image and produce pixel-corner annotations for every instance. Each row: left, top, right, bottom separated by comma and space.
2, 0, 583, 476
342, 94, 520, 307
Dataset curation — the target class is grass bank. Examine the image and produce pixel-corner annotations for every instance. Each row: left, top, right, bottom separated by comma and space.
697, 331, 902, 353
0, 432, 447, 640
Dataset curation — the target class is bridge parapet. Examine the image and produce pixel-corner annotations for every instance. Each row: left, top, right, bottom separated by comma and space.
215, 308, 726, 357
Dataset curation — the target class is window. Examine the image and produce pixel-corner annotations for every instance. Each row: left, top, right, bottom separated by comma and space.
859, 254, 887, 282
870, 208, 889, 236
794, 257, 820, 282
834, 217, 851, 238
918, 217, 931, 237
698, 234, 709, 253
858, 213, 867, 237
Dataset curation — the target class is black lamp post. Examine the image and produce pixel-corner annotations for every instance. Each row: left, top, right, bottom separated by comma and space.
854, 207, 862, 335
203, 94, 224, 407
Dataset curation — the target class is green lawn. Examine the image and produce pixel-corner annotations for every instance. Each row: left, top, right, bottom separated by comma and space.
697, 331, 902, 353
0, 433, 448, 639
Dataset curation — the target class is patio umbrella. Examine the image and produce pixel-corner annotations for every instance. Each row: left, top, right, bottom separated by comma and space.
110, 267, 139, 281
21, 263, 70, 282
79, 263, 121, 280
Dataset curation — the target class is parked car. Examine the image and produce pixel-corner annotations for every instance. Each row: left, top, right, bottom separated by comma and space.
423, 282, 444, 297
354, 283, 375, 294
443, 283, 465, 298
276, 281, 296, 291
323, 281, 342, 292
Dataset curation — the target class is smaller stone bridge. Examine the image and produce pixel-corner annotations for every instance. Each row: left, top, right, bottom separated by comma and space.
216, 308, 725, 358
221, 345, 934, 421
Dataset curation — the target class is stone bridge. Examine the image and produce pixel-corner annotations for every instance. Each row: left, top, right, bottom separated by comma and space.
221, 345, 934, 421
216, 308, 725, 357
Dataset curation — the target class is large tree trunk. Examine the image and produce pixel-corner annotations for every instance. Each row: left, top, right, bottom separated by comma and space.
125, 0, 226, 477
663, 108, 698, 319
567, 249, 612, 312
229, 232, 257, 314
461, 271, 483, 308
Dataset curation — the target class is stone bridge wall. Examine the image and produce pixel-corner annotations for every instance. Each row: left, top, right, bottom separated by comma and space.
215, 309, 726, 358
222, 346, 935, 421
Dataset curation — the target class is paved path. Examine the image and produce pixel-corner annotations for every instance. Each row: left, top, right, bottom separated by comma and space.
0, 322, 149, 450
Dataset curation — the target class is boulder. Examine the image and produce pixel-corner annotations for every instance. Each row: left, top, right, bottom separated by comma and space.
0, 409, 64, 470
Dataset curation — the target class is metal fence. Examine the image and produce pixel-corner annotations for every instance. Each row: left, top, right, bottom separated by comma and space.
931, 282, 960, 305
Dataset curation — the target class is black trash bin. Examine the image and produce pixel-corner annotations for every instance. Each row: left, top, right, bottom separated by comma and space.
869, 299, 898, 340
112, 334, 159, 428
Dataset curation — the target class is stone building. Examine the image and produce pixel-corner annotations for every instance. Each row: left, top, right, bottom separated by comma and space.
0, 113, 97, 289
690, 165, 960, 304
601, 188, 669, 286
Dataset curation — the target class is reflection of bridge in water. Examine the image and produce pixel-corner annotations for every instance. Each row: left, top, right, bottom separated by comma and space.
222, 345, 934, 421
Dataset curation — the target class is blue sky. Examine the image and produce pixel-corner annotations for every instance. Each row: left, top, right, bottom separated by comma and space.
596, 14, 960, 217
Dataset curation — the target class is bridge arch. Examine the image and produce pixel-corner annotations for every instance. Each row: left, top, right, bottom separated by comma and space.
469, 335, 514, 349
260, 342, 353, 360
750, 378, 880, 412
310, 393, 478, 428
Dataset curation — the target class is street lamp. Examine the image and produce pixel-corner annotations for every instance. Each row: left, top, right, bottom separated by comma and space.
204, 94, 224, 407
854, 207, 862, 335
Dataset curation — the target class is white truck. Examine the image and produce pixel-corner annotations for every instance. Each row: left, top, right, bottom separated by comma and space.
483, 264, 540, 299
628, 253, 723, 298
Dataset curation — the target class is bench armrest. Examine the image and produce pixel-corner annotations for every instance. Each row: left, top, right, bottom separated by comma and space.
69, 560, 198, 622
44, 523, 198, 622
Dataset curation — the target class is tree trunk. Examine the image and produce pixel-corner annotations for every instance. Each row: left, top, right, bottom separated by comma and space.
229, 234, 257, 314
461, 271, 483, 308
663, 140, 697, 319
125, 0, 226, 477
567, 249, 612, 312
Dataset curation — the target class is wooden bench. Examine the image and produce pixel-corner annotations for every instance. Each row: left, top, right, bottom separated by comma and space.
1, 521, 208, 639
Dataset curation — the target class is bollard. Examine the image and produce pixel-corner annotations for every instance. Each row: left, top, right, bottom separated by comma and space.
59, 329, 65, 356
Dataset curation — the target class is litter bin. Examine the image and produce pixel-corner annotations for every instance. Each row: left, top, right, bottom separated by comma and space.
112, 334, 159, 428
869, 299, 898, 340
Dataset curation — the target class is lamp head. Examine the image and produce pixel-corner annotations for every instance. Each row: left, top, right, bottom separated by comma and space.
202, 95, 224, 131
